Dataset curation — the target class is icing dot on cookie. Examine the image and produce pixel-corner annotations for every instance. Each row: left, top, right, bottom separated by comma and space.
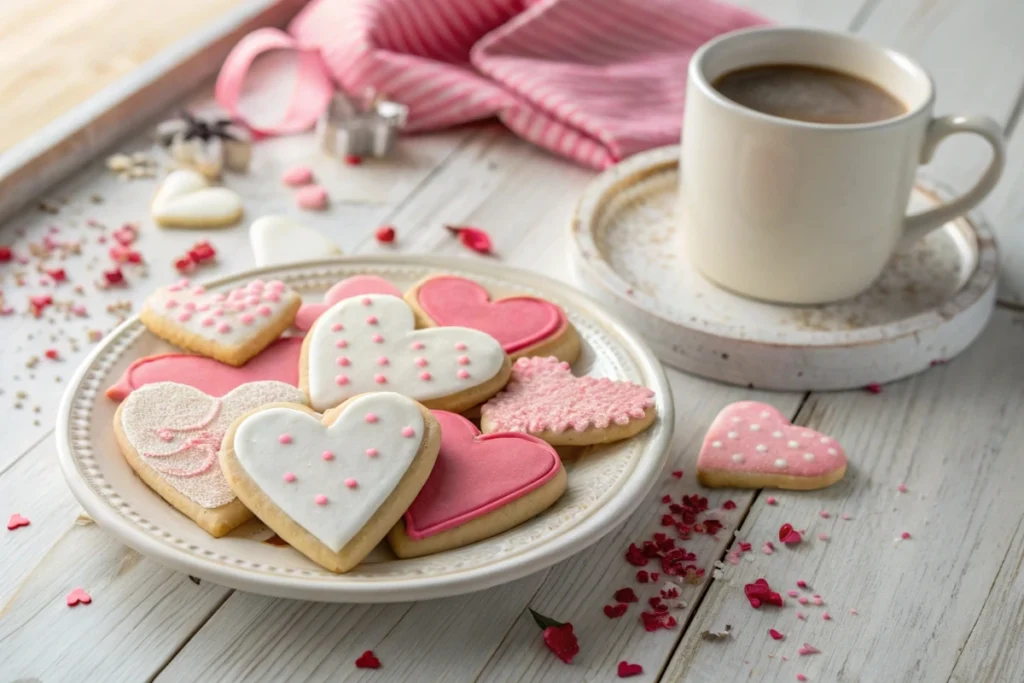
828, 448, 837, 455
374, 374, 387, 384
197, 303, 211, 312
366, 315, 379, 325
749, 424, 760, 431
731, 416, 742, 423
240, 313, 255, 325
157, 428, 174, 442
264, 292, 280, 303
336, 357, 351, 367
278, 434, 292, 444
457, 369, 470, 379
335, 374, 349, 385
257, 305, 272, 317
711, 441, 722, 448
165, 299, 178, 309
247, 296, 261, 306
283, 472, 296, 483
212, 307, 225, 316
322, 450, 334, 461
377, 356, 389, 366
314, 494, 328, 506
201, 317, 215, 327
414, 357, 428, 367
731, 453, 744, 463
345, 478, 358, 489
756, 444, 768, 453
457, 355, 470, 365
268, 281, 286, 292
366, 448, 378, 457
772, 431, 783, 438
420, 372, 432, 381
361, 297, 372, 306
788, 440, 800, 448
803, 453, 815, 461
455, 342, 467, 350
760, 410, 771, 418
372, 334, 384, 343
820, 437, 830, 444
183, 301, 196, 312
411, 341, 425, 350
402, 426, 416, 438
727, 431, 738, 439
217, 322, 232, 334
331, 322, 343, 332
365, 413, 378, 424
193, 286, 206, 295
177, 312, 192, 322
336, 339, 349, 349
774, 459, 788, 468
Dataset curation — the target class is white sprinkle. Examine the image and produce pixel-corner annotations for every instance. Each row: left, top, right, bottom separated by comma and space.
732, 453, 745, 464
803, 452, 815, 461
827, 448, 837, 455
819, 436, 829, 444
727, 431, 739, 439
749, 424, 760, 431
712, 440, 723, 448
788, 440, 800, 448
760, 410, 771, 418
772, 431, 783, 438
774, 459, 788, 469
756, 444, 768, 453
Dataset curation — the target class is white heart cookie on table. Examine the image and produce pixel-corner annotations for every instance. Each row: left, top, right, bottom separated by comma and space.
114, 381, 306, 537
249, 215, 343, 267
139, 278, 301, 366
220, 392, 441, 573
300, 294, 511, 413
151, 169, 243, 228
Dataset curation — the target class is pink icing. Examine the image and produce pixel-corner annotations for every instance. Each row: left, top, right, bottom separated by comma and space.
257, 305, 272, 316
366, 448, 378, 457
366, 315, 379, 325
294, 276, 403, 331
143, 433, 220, 477
278, 434, 293, 444
217, 323, 232, 334
371, 334, 384, 343
283, 472, 296, 482
336, 339, 349, 348
331, 323, 343, 332
416, 276, 567, 353
282, 165, 314, 186
336, 357, 351, 366
314, 494, 328, 505
420, 372, 432, 380
377, 356, 389, 366
374, 374, 387, 384
411, 341, 425, 350
403, 410, 561, 539
455, 342, 467, 351
241, 313, 255, 325
296, 184, 328, 210
365, 413, 378, 423
345, 478, 358, 488
402, 426, 415, 438
480, 356, 654, 433
415, 357, 428, 367
335, 375, 349, 385
104, 337, 303, 400
457, 355, 470, 365
457, 369, 470, 379
322, 450, 334, 461
696, 401, 847, 478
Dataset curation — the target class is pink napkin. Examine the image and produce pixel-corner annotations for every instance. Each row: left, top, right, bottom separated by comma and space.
289, 0, 767, 169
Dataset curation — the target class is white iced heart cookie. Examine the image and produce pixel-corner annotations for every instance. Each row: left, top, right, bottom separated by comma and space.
221, 393, 441, 573
151, 169, 243, 228
300, 294, 511, 413
114, 381, 306, 537
140, 277, 301, 366
249, 215, 342, 267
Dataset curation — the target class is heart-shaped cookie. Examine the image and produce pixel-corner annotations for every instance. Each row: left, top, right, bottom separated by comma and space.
249, 215, 342, 267
388, 410, 566, 557
140, 278, 301, 366
295, 276, 403, 331
696, 401, 847, 490
106, 337, 302, 401
480, 356, 656, 445
114, 381, 306, 536
221, 393, 441, 572
151, 169, 243, 228
407, 275, 580, 362
301, 294, 509, 413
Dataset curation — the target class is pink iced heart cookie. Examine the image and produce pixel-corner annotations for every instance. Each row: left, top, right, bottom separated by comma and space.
295, 276, 403, 331
106, 337, 302, 401
479, 356, 656, 446
140, 278, 301, 366
388, 410, 567, 558
696, 401, 848, 490
407, 275, 580, 362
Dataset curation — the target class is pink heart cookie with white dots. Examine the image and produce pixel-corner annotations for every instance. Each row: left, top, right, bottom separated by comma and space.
140, 278, 301, 366
220, 392, 441, 573
697, 401, 847, 490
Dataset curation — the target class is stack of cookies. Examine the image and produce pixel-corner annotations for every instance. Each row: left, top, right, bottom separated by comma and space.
110, 273, 657, 573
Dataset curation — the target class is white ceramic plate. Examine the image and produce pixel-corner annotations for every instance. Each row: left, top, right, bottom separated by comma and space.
56, 256, 673, 602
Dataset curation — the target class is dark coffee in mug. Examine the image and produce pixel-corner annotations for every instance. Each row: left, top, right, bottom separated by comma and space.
711, 64, 907, 124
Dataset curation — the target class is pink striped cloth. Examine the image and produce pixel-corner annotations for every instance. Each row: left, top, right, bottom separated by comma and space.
290, 0, 766, 169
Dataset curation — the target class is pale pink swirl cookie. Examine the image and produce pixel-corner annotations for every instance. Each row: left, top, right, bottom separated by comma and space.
697, 401, 847, 490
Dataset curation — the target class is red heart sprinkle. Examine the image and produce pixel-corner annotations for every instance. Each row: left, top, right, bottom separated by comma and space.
446, 225, 493, 255
66, 587, 91, 607
355, 650, 380, 669
45, 268, 67, 282
604, 603, 628, 618
618, 661, 644, 677
769, 628, 784, 640
778, 523, 794, 542
7, 513, 30, 530
189, 241, 216, 263
103, 268, 124, 285
0, 246, 12, 262
44, 349, 59, 360
671, 470, 683, 478
614, 587, 638, 603
345, 154, 363, 166
375, 226, 396, 244
174, 255, 196, 273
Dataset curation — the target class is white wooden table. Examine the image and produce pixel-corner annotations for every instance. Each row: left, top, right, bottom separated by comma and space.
2, 1, 1024, 681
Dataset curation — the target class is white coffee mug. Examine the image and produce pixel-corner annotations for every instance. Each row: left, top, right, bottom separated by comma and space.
681, 27, 1005, 304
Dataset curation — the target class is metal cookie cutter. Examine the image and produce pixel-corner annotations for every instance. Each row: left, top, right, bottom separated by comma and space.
317, 92, 408, 159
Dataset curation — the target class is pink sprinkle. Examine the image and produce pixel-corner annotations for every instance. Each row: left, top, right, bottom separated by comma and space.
258, 305, 272, 316
361, 297, 372, 306
283, 472, 296, 483
267, 281, 286, 293
335, 374, 349, 386
797, 675, 807, 682
414, 357, 428, 367
822, 612, 831, 621
798, 597, 809, 605
331, 322, 344, 332
193, 286, 206, 294
183, 301, 196, 311
372, 334, 384, 343
374, 374, 387, 384
201, 317, 215, 327
366, 448, 378, 458
796, 580, 807, 588
212, 307, 225, 316
240, 313, 254, 324
769, 628, 784, 641
401, 426, 415, 438
314, 494, 328, 506
177, 312, 192, 322
420, 372, 432, 381
247, 296, 261, 306
365, 413, 378, 424
812, 595, 823, 606
457, 355, 470, 365
457, 369, 470, 379
818, 533, 829, 541
455, 342, 467, 350
897, 483, 908, 493
282, 165, 313, 186
798, 643, 819, 656
336, 339, 349, 348
841, 512, 852, 521
818, 510, 830, 518
278, 434, 292, 444
787, 590, 799, 598
849, 608, 858, 616
901, 531, 911, 539
322, 451, 334, 461
345, 478, 357, 489
796, 611, 806, 620
165, 299, 179, 309
296, 184, 328, 210
366, 315, 379, 325
377, 356, 389, 366
411, 341, 425, 350
217, 323, 232, 334
766, 496, 777, 505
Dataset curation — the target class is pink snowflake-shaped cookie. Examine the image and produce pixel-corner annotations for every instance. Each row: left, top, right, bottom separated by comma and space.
480, 357, 656, 445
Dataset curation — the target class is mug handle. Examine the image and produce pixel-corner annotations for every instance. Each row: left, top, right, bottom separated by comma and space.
901, 115, 1006, 249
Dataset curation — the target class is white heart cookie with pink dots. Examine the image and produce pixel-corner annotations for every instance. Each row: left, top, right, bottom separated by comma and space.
301, 294, 506, 412
697, 401, 847, 490
228, 393, 431, 562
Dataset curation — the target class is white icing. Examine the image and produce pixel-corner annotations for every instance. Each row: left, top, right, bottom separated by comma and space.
803, 452, 816, 461
151, 170, 242, 225
787, 440, 800, 448
755, 444, 768, 453
711, 440, 722, 448
306, 295, 505, 412
232, 393, 424, 552
249, 215, 342, 266
774, 459, 788, 468
120, 381, 305, 508
749, 424, 760, 431
727, 431, 738, 439
772, 431, 783, 438
144, 278, 299, 346
731, 453, 744, 463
